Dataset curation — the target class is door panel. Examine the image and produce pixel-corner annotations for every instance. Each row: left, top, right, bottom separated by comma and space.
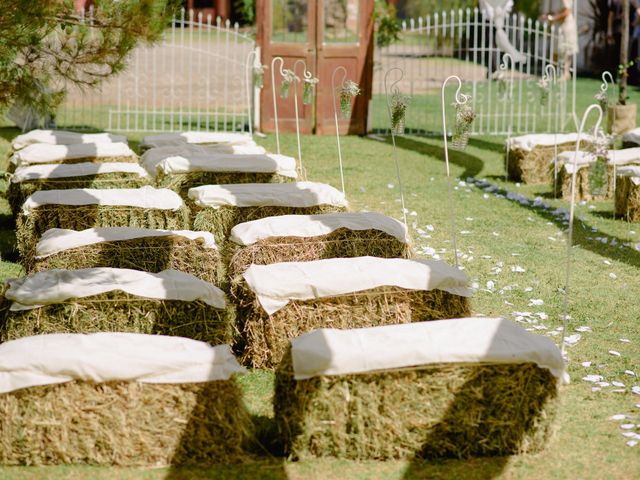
315, 0, 372, 135
257, 0, 316, 134
256, 0, 373, 135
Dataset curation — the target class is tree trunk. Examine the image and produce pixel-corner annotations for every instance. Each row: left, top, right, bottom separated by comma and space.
620, 0, 630, 105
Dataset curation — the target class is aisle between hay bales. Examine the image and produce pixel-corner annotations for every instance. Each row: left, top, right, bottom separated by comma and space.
0, 128, 638, 478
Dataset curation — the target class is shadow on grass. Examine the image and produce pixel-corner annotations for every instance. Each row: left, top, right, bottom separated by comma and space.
367, 135, 485, 179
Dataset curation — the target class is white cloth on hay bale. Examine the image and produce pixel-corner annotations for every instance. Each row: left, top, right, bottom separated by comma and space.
11, 162, 149, 183
144, 152, 298, 178
189, 182, 348, 209
506, 133, 594, 152
242, 256, 471, 315
616, 165, 640, 185
11, 129, 127, 151
140, 144, 267, 170
36, 227, 217, 259
21, 186, 184, 215
0, 333, 245, 394
229, 212, 410, 246
5, 267, 226, 311
140, 131, 255, 149
554, 149, 640, 174
10, 142, 135, 166
290, 317, 568, 383
622, 127, 640, 146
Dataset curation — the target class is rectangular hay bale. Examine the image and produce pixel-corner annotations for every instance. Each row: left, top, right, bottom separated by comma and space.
554, 163, 614, 201
30, 232, 221, 285
234, 257, 471, 369
158, 171, 294, 198
275, 319, 564, 460
615, 174, 640, 221
507, 142, 577, 184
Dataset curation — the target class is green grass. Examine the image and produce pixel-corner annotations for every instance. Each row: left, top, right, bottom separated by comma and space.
1, 86, 640, 478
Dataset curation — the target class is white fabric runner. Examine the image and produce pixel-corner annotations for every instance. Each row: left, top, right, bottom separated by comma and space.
10, 142, 136, 166
141, 132, 255, 149
0, 333, 245, 393
622, 127, 640, 145
5, 268, 226, 311
22, 186, 184, 215
11, 130, 127, 151
140, 144, 267, 171
11, 162, 149, 183
616, 165, 640, 185
189, 182, 348, 209
242, 256, 471, 315
36, 227, 217, 259
553, 151, 594, 174
147, 153, 297, 178
506, 133, 592, 152
230, 212, 410, 246
554, 149, 640, 174
290, 317, 568, 383
607, 147, 640, 166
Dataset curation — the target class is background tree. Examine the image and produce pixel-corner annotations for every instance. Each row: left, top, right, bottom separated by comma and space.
0, 0, 179, 119
619, 0, 630, 104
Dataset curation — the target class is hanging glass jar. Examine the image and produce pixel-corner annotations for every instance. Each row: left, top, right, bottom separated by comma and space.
390, 91, 409, 136
253, 64, 267, 89
451, 100, 476, 150
303, 76, 319, 105
280, 69, 297, 99
339, 80, 361, 118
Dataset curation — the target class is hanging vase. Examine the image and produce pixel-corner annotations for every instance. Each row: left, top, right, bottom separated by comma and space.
451, 101, 475, 151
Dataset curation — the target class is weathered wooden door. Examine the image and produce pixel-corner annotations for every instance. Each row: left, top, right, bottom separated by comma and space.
256, 0, 373, 134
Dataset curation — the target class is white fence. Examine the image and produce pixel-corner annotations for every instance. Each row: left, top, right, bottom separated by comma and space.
370, 9, 574, 136
56, 9, 255, 133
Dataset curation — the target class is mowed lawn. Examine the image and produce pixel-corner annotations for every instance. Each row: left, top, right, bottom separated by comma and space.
0, 122, 638, 479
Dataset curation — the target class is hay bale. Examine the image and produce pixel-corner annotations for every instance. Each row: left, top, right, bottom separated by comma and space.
6, 163, 151, 216
0, 334, 252, 465
15, 187, 190, 263
0, 268, 234, 345
8, 142, 137, 172
144, 152, 298, 197
234, 257, 472, 369
140, 131, 256, 150
552, 151, 614, 201
29, 227, 221, 284
190, 182, 348, 246
275, 318, 564, 460
505, 134, 594, 184
10, 129, 128, 151
615, 167, 640, 221
226, 212, 412, 282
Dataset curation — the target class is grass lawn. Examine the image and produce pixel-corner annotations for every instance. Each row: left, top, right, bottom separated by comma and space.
0, 97, 639, 478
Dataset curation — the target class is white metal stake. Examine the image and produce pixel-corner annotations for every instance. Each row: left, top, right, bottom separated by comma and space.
331, 66, 348, 195
292, 59, 309, 180
245, 49, 258, 137
544, 65, 558, 197
270, 56, 285, 154
562, 103, 603, 355
500, 53, 514, 182
600, 71, 616, 192
441, 75, 469, 269
384, 67, 408, 229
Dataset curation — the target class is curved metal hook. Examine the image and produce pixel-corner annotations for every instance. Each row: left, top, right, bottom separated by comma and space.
442, 75, 470, 107
543, 64, 557, 84
499, 53, 514, 72
601, 71, 614, 93
384, 67, 404, 97
562, 103, 604, 355
293, 59, 313, 82
331, 66, 347, 93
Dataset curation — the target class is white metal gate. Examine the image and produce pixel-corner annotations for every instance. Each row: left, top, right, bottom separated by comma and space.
370, 8, 574, 136
56, 9, 255, 133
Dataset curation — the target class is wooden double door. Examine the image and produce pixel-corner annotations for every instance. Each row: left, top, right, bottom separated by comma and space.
256, 0, 374, 135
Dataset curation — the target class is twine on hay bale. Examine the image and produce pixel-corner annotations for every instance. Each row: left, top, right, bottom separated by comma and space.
29, 235, 221, 284
6, 174, 151, 217
507, 142, 577, 184
555, 164, 614, 201
615, 175, 640, 221
0, 379, 252, 466
6, 154, 138, 174
193, 204, 347, 247
227, 228, 412, 286
16, 204, 191, 266
233, 286, 470, 369
0, 289, 236, 345
275, 351, 559, 460
157, 171, 292, 198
